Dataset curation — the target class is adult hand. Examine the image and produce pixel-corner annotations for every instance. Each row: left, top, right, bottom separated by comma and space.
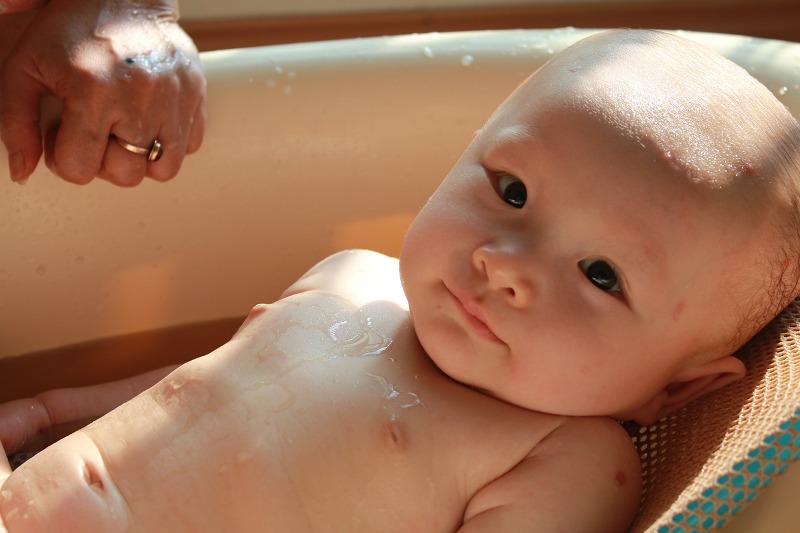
0, 0, 206, 186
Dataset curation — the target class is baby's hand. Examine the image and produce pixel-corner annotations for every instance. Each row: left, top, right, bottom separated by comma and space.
0, 395, 56, 455
0, 366, 179, 455
0, 392, 93, 455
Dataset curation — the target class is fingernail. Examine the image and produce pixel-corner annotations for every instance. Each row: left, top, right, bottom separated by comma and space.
9, 151, 27, 183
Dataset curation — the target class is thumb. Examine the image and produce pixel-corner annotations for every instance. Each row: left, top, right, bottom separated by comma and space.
0, 60, 45, 182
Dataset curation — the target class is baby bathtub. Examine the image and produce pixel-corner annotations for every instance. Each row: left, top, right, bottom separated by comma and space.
1, 28, 800, 531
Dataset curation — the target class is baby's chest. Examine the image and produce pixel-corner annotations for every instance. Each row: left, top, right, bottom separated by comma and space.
147, 350, 553, 531
252, 358, 547, 494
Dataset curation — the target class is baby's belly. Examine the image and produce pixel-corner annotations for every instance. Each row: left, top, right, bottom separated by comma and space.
82, 299, 475, 531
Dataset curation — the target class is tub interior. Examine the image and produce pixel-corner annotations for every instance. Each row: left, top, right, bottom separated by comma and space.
1, 29, 800, 531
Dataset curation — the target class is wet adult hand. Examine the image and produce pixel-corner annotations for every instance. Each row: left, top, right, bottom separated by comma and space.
0, 0, 206, 186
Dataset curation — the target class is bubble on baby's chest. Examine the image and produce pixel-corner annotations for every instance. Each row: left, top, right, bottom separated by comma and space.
329, 317, 360, 342
272, 294, 393, 360
274, 325, 334, 358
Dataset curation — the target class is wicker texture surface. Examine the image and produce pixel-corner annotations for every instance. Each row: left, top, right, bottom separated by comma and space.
629, 298, 800, 532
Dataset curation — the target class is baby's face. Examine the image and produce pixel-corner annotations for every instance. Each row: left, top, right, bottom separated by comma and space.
400, 67, 769, 421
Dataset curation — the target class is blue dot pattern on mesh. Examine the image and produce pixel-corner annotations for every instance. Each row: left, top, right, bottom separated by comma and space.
656, 408, 800, 532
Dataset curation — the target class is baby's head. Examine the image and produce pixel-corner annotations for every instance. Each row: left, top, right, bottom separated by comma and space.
400, 29, 800, 425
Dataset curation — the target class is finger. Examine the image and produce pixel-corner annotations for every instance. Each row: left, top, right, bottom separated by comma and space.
47, 99, 108, 184
98, 133, 150, 187
42, 121, 66, 183
145, 119, 184, 183
145, 85, 205, 181
186, 91, 206, 155
0, 55, 45, 182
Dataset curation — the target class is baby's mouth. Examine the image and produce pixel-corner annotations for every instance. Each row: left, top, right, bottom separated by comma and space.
447, 285, 504, 344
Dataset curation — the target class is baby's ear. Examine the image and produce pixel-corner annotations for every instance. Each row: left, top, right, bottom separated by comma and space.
626, 355, 746, 426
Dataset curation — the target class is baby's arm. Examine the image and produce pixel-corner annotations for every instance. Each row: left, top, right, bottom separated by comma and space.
460, 417, 642, 532
0, 365, 178, 455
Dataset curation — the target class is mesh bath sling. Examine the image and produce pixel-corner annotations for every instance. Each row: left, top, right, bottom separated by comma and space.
629, 297, 800, 531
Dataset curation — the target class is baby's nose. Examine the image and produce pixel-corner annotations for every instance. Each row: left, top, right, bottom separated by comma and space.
472, 245, 535, 307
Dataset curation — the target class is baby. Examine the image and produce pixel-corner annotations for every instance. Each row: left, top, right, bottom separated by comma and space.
2, 29, 800, 532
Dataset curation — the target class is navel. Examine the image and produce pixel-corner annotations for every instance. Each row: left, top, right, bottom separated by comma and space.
380, 418, 409, 454
84, 462, 105, 492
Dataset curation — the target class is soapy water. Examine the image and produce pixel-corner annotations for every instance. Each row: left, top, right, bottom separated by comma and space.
266, 293, 394, 361
181, 293, 398, 417
368, 374, 423, 410
123, 45, 192, 75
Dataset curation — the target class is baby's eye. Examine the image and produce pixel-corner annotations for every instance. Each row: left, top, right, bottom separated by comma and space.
579, 259, 622, 294
495, 173, 526, 208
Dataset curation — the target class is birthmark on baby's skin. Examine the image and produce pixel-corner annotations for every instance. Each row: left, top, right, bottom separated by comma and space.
672, 300, 685, 322
615, 470, 628, 487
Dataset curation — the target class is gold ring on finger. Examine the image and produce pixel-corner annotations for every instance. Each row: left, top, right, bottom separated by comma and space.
112, 135, 163, 162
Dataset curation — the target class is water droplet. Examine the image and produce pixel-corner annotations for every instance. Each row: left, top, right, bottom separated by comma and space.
330, 320, 358, 342
401, 392, 422, 409
422, 46, 435, 59
778, 86, 789, 96
460, 54, 474, 67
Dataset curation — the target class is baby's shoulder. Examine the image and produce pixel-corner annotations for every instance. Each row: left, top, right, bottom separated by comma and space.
464, 416, 642, 530
544, 416, 640, 465
282, 250, 407, 309
540, 416, 642, 524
